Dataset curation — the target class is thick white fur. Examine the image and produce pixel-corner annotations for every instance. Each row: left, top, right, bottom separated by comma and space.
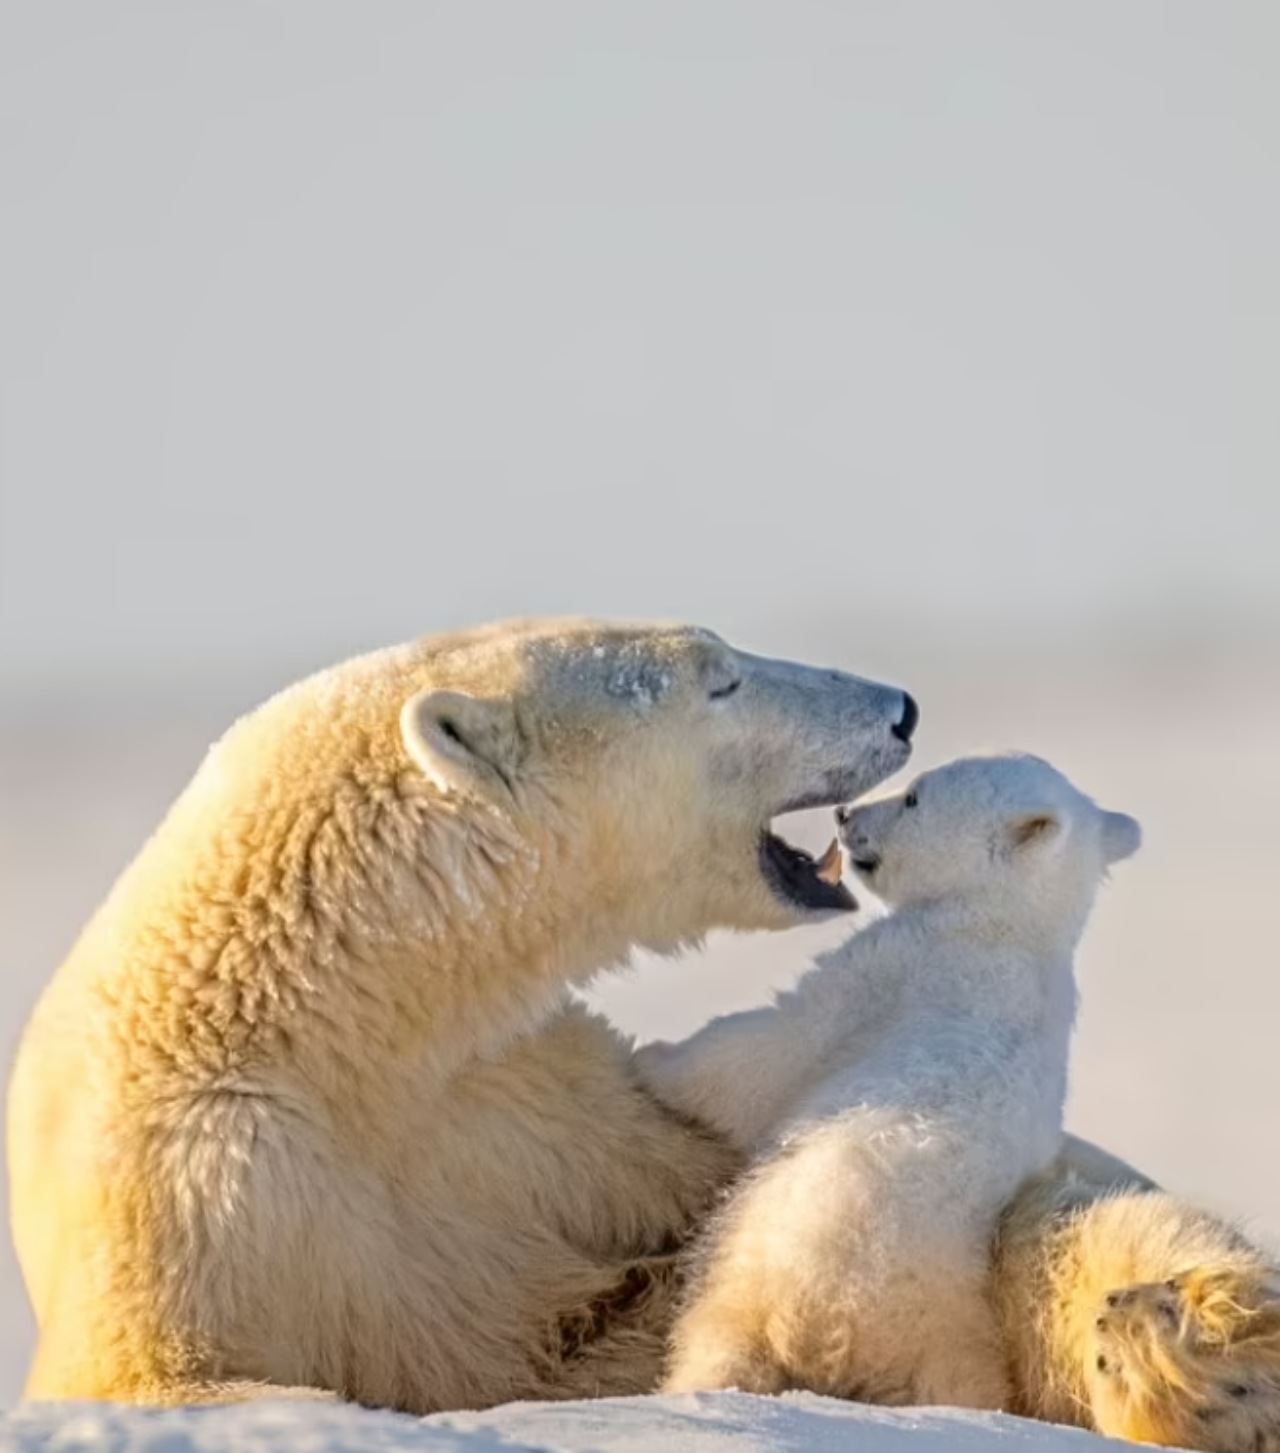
640, 752, 1140, 1406
7, 619, 914, 1411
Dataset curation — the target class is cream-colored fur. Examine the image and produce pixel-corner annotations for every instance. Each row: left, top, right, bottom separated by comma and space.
640, 754, 1140, 1408
996, 1152, 1280, 1452
7, 619, 915, 1410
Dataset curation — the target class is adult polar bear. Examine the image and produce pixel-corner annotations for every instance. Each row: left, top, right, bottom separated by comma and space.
9, 618, 919, 1411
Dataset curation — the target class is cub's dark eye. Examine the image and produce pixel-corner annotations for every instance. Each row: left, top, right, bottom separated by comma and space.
709, 679, 741, 701
904, 790, 918, 809
1227, 1384, 1251, 1400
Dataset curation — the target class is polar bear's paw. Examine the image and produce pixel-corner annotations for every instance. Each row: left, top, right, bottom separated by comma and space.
1087, 1269, 1280, 1452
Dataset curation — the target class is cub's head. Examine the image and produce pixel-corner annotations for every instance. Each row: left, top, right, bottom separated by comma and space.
835, 752, 1140, 916
1087, 1267, 1280, 1453
393, 619, 916, 949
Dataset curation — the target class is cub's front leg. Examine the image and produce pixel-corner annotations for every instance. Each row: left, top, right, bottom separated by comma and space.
633, 1003, 811, 1151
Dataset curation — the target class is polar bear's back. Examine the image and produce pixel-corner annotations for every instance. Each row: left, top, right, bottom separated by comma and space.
792, 909, 1075, 1171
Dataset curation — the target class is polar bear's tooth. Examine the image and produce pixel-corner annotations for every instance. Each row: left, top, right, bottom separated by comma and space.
814, 838, 844, 885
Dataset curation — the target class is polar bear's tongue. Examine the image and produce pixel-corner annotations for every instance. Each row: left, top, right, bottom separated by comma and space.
814, 838, 844, 885
760, 831, 855, 913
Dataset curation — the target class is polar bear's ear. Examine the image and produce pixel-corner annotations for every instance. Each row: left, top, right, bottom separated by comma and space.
1101, 810, 1142, 864
1005, 812, 1063, 856
400, 690, 519, 800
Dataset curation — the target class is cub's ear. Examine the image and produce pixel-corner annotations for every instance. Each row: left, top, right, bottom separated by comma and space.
1101, 810, 1142, 864
1005, 812, 1063, 855
400, 689, 519, 800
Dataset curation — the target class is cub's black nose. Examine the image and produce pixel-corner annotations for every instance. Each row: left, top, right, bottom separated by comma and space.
892, 692, 919, 744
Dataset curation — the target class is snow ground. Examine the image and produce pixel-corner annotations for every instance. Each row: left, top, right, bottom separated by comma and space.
0, 1394, 1128, 1453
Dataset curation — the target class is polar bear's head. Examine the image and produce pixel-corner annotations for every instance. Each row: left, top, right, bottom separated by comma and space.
836, 752, 1140, 918
393, 620, 916, 948
186, 620, 914, 1063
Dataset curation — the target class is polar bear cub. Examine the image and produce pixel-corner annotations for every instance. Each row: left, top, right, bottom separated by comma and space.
638, 752, 1141, 1407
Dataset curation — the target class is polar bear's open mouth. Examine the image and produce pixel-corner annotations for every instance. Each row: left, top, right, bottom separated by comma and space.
760, 830, 856, 913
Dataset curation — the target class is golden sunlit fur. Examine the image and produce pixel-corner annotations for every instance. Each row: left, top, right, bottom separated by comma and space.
996, 1152, 1280, 1452
7, 619, 913, 1410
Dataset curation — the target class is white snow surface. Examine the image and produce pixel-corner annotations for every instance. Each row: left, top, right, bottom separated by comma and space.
0, 1394, 1130, 1453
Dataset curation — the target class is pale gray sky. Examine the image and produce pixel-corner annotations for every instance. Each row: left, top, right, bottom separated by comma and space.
2, 2, 1277, 692
0, 3, 1278, 1402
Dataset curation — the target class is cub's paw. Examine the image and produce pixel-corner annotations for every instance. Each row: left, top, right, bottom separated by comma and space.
631, 1039, 707, 1118
1086, 1269, 1280, 1452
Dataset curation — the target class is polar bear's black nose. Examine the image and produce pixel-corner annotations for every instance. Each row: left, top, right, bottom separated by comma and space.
892, 693, 919, 743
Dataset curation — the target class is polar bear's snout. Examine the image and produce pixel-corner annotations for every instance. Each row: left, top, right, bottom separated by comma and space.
698, 650, 915, 925
834, 805, 882, 876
